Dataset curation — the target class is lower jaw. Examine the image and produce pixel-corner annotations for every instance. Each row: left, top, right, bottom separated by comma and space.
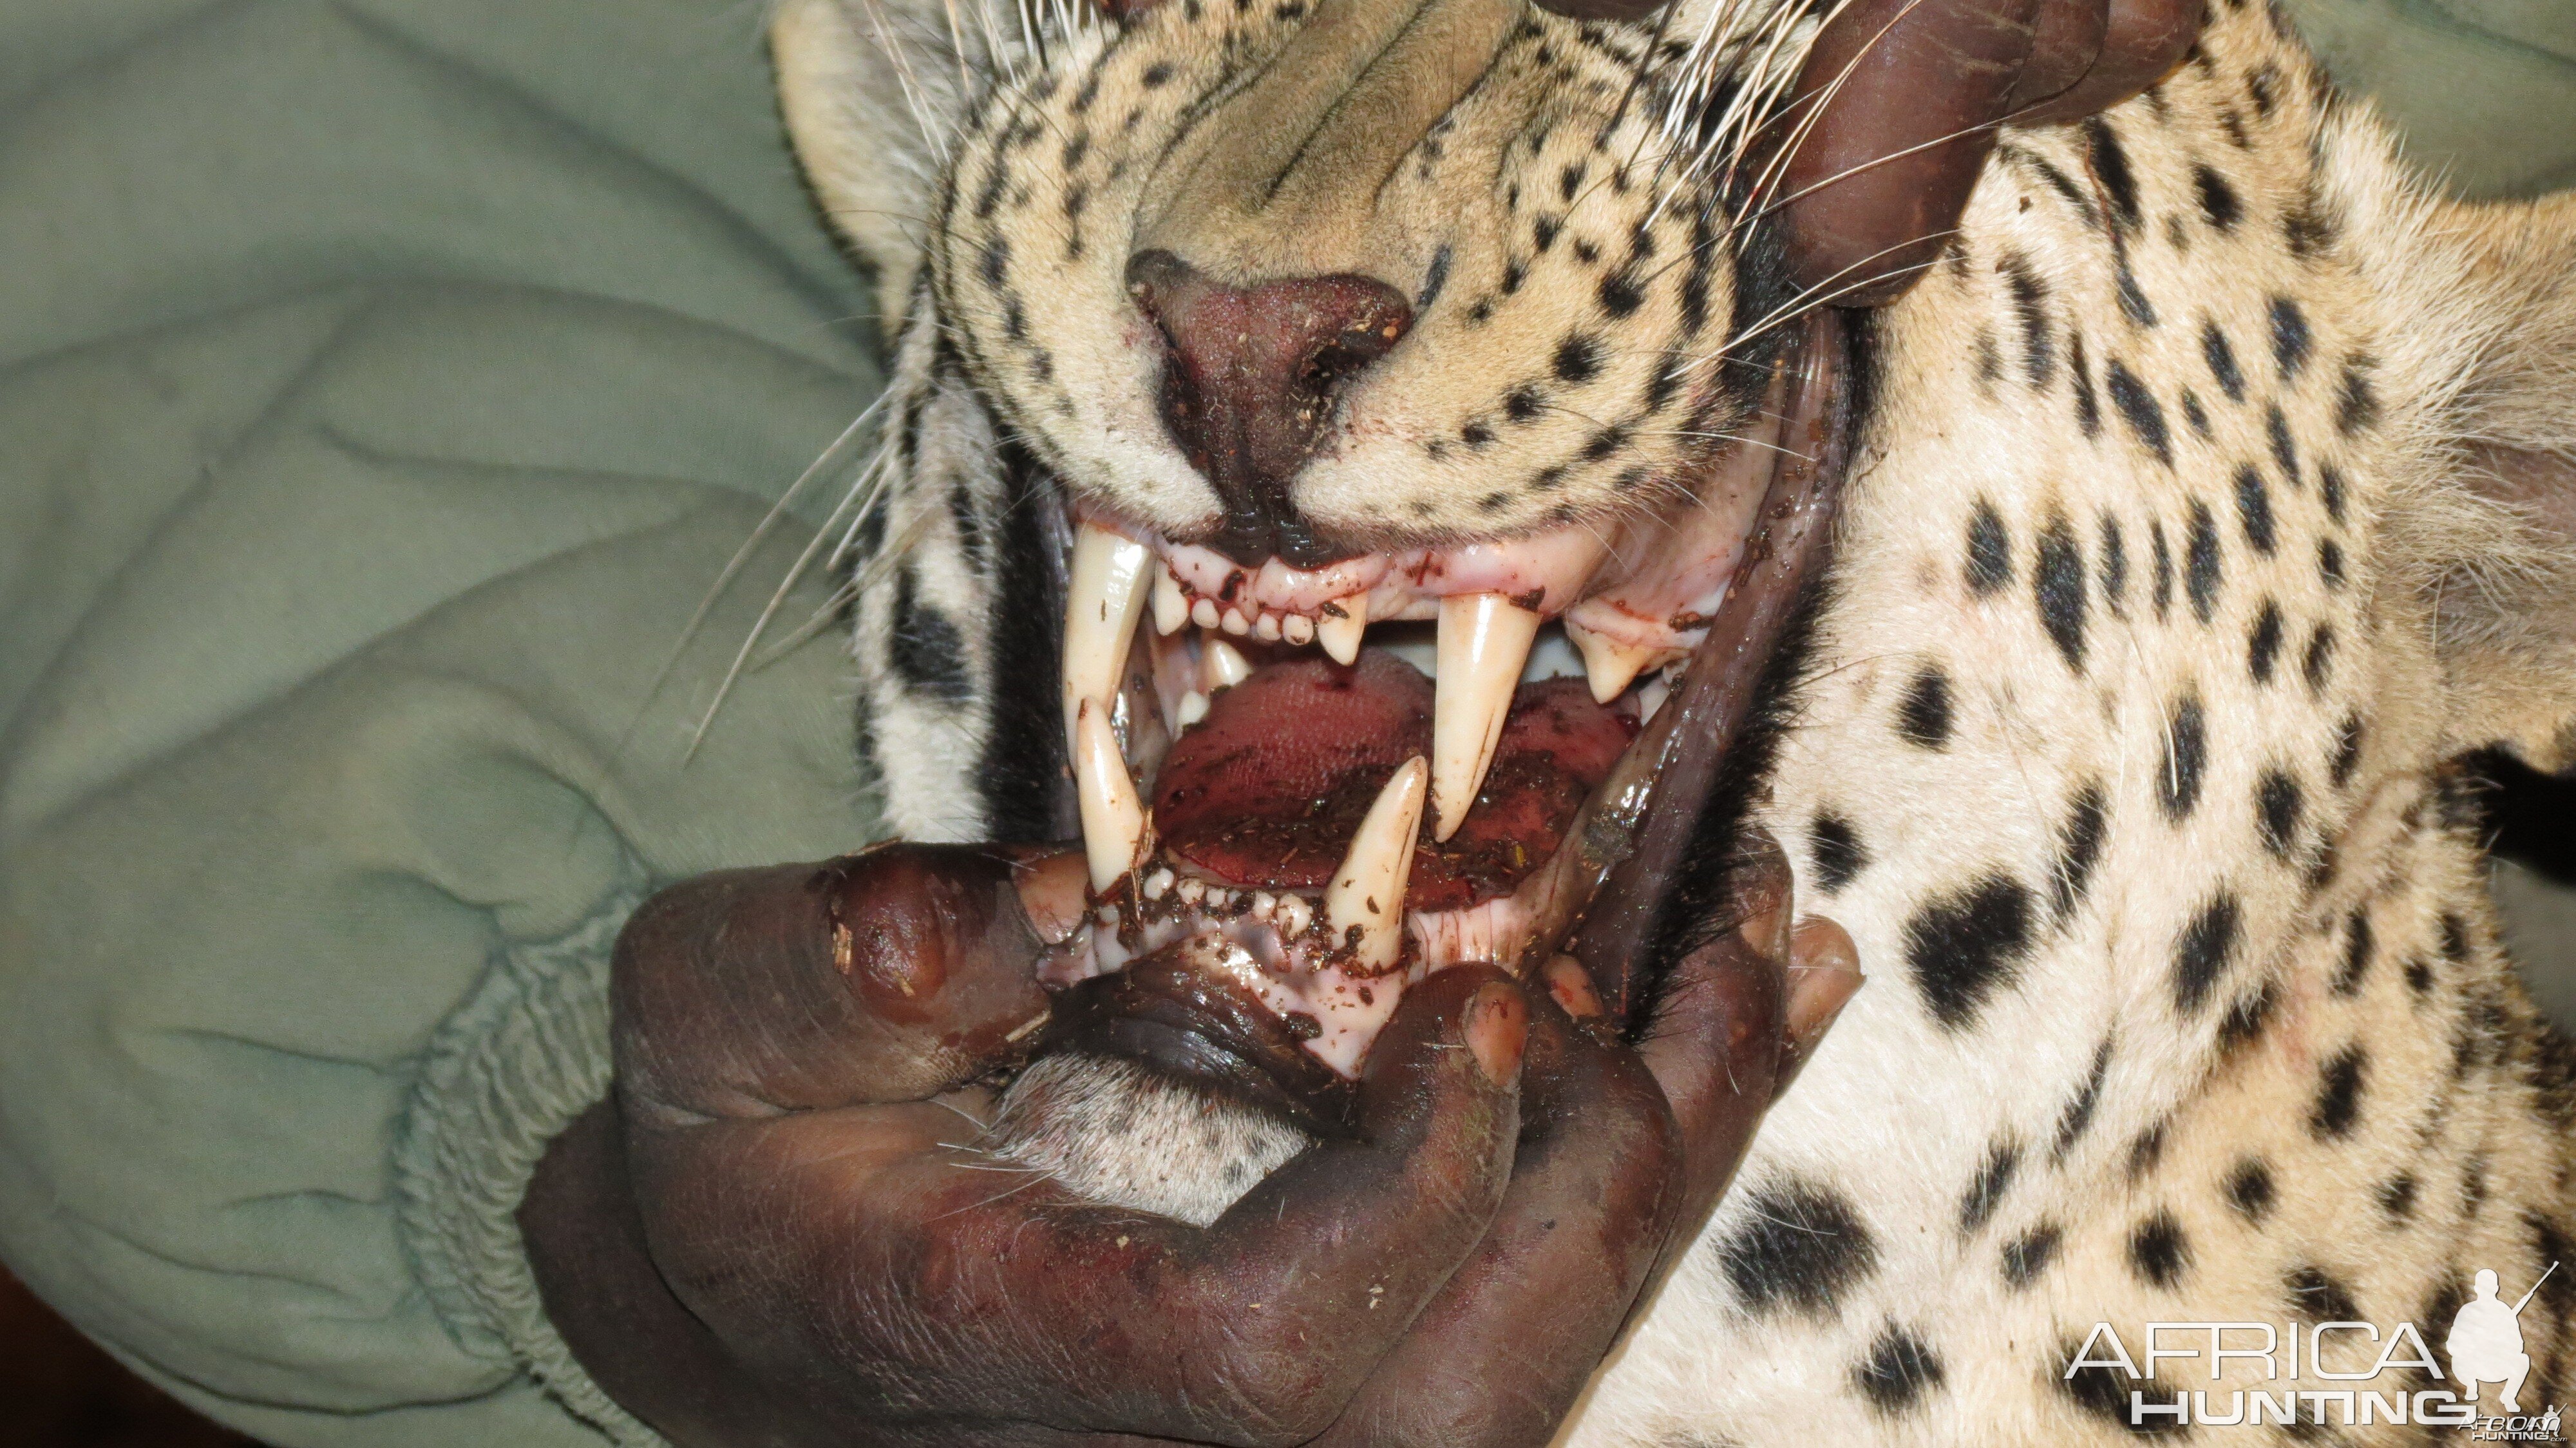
1036, 311, 1855, 1111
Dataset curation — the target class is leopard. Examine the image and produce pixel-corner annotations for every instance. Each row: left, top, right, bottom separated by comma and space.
762, 0, 2576, 1438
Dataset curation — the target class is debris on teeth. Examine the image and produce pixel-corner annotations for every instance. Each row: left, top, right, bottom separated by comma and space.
1142, 866, 1174, 901
1063, 524, 1153, 748
1255, 611, 1282, 642
1191, 597, 1220, 629
1431, 593, 1543, 841
1564, 616, 1666, 706
1074, 698, 1151, 892
1253, 890, 1276, 918
1276, 895, 1312, 937
1203, 636, 1252, 689
1326, 756, 1428, 973
1151, 561, 1189, 636
1177, 690, 1210, 727
1177, 877, 1206, 905
1316, 595, 1367, 665
1283, 613, 1314, 646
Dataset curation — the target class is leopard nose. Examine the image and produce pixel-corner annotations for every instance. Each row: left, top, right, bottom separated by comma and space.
1127, 249, 1412, 568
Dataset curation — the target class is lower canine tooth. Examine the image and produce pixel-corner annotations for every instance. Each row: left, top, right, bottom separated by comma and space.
1431, 593, 1542, 841
1074, 698, 1151, 892
1151, 561, 1190, 636
1177, 691, 1210, 727
1063, 524, 1153, 749
1316, 595, 1367, 665
1326, 757, 1428, 973
1564, 616, 1666, 705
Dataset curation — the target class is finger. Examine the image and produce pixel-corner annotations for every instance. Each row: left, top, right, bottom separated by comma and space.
2014, 0, 2204, 124
1634, 831, 1790, 1221
613, 844, 1061, 1121
1776, 0, 2040, 305
639, 967, 1529, 1444
1776, 915, 1865, 1100
1318, 998, 1675, 1447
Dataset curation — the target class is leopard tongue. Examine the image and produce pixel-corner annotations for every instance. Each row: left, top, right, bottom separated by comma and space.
1148, 651, 1633, 913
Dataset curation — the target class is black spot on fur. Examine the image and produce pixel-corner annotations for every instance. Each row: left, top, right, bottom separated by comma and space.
2334, 357, 2380, 435
2317, 538, 2345, 590
2235, 466, 2276, 555
2150, 519, 2174, 617
2441, 913, 2472, 963
889, 566, 973, 705
1533, 214, 1561, 253
2248, 599, 2284, 683
2268, 296, 2312, 379
2181, 388, 2210, 435
2309, 1043, 2367, 1139
2052, 783, 2109, 922
2004, 1225, 2063, 1289
1505, 386, 1542, 422
2302, 624, 2336, 693
2052, 1038, 2112, 1161
2185, 501, 2222, 623
2406, 957, 2435, 995
1552, 334, 1601, 384
2226, 1158, 2277, 1221
1853, 1324, 1947, 1414
2193, 164, 2242, 230
2267, 406, 2300, 490
2330, 714, 2364, 788
2070, 329, 2101, 437
1906, 875, 2036, 1029
2174, 893, 2240, 1016
2116, 259, 2157, 329
1415, 245, 1452, 309
2099, 515, 2129, 615
1961, 1139, 2020, 1233
2378, 1173, 2417, 1221
1811, 812, 1867, 893
2257, 770, 2302, 858
1462, 420, 1495, 448
2217, 982, 2277, 1052
2287, 1263, 2361, 1323
2085, 119, 2142, 234
2128, 1124, 2167, 1179
2159, 694, 2207, 820
1899, 666, 1953, 748
2201, 319, 2246, 402
2003, 254, 2055, 387
2036, 515, 2089, 669
1596, 269, 1643, 318
2129, 1212, 2192, 1289
2106, 359, 2171, 466
1967, 500, 2012, 595
2058, 1335, 2181, 1434
1719, 1177, 1880, 1317
2333, 910, 2374, 996
2319, 464, 2348, 526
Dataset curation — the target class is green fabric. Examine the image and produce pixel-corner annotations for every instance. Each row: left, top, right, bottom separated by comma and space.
0, 0, 2567, 1445
0, 2, 884, 1444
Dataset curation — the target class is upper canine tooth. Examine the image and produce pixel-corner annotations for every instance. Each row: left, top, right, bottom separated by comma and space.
1202, 636, 1253, 690
1074, 698, 1151, 892
1326, 757, 1427, 973
1431, 593, 1542, 841
1564, 616, 1665, 705
1150, 561, 1190, 636
1063, 524, 1153, 750
1316, 595, 1367, 665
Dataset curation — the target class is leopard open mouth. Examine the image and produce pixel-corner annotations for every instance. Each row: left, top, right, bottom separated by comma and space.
1029, 312, 1855, 1110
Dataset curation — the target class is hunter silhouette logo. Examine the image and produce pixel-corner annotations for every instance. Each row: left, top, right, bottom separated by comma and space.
2450, 1265, 2556, 1415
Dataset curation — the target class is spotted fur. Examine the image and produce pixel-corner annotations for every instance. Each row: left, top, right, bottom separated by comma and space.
774, 0, 2576, 1438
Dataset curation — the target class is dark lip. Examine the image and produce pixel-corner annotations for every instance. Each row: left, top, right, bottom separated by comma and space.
1032, 309, 1856, 1116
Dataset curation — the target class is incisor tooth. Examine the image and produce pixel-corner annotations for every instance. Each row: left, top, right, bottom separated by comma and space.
1074, 698, 1151, 892
1063, 524, 1153, 748
1431, 593, 1542, 841
1203, 636, 1252, 689
1255, 612, 1282, 642
1316, 595, 1367, 665
1564, 616, 1666, 705
1221, 607, 1251, 636
1150, 561, 1190, 636
1191, 598, 1220, 629
1326, 757, 1427, 973
1283, 613, 1314, 646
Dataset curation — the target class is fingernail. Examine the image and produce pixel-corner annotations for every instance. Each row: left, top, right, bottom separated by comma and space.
1463, 982, 1528, 1086
1785, 916, 1864, 1060
1012, 848, 1092, 944
1542, 955, 1605, 1019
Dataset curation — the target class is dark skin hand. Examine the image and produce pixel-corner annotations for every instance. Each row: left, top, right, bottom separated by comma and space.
522, 837, 1830, 1447
519, 1, 2200, 1440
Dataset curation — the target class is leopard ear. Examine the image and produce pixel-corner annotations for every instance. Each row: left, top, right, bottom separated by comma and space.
2409, 191, 2576, 770
772, 0, 1005, 338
